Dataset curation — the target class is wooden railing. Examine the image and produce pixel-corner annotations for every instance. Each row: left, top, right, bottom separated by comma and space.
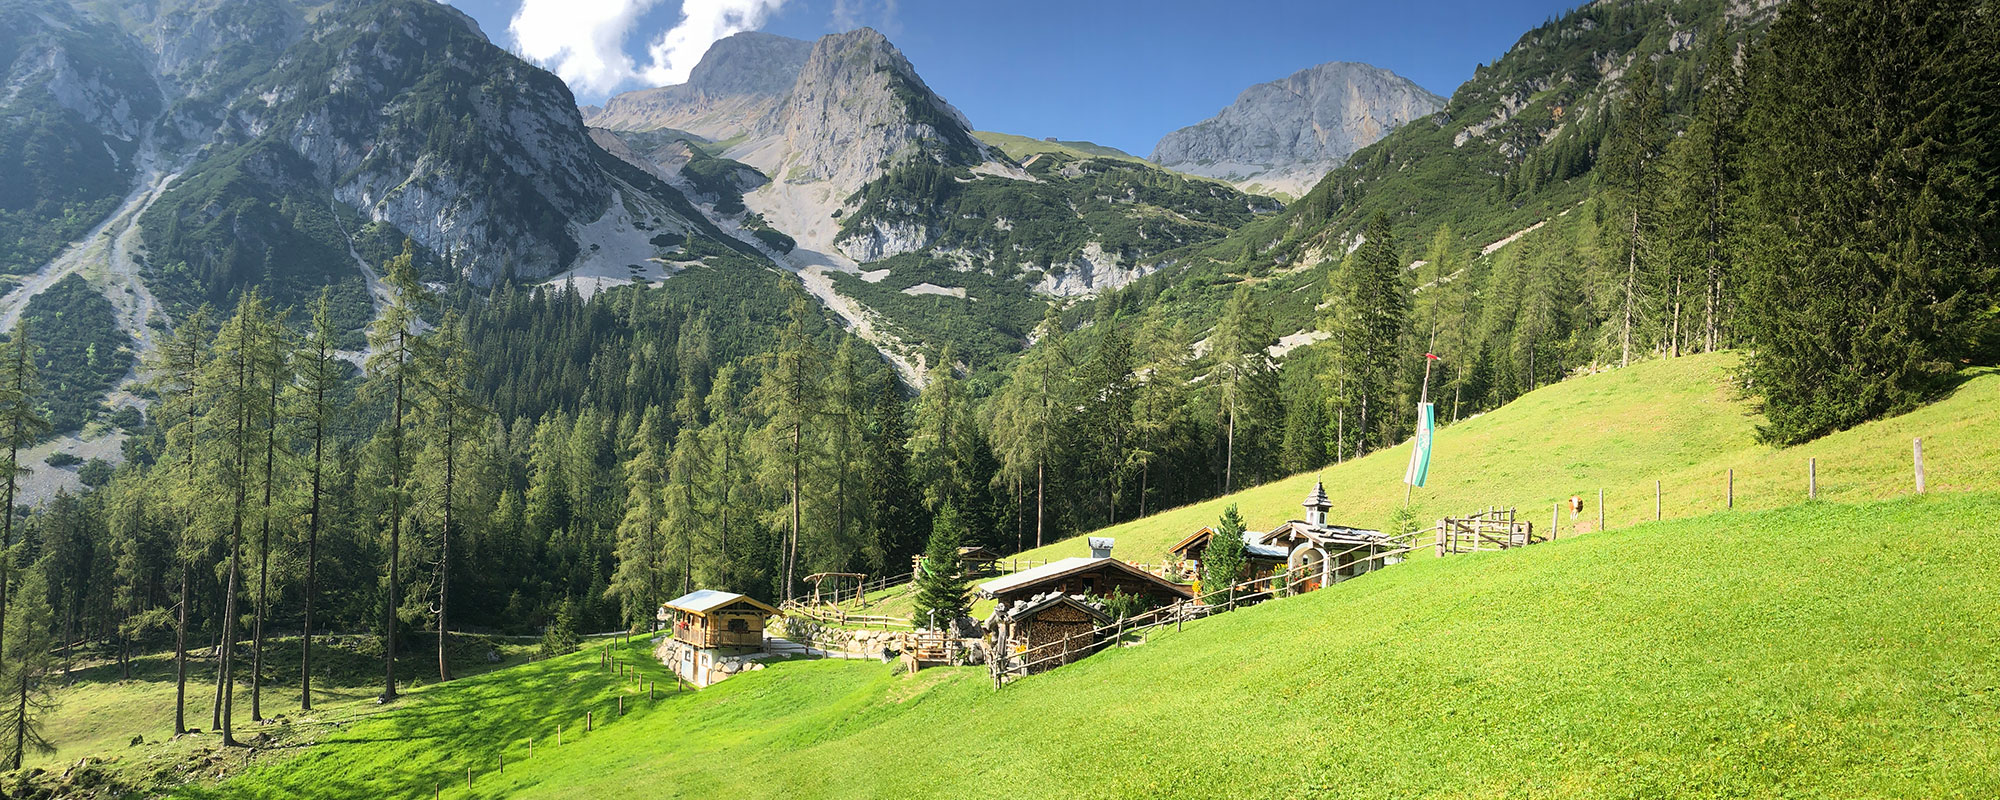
782, 603, 913, 630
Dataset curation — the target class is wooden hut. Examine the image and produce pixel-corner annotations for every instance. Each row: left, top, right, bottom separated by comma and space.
986, 592, 1113, 674
1166, 526, 1289, 583
657, 590, 780, 688
976, 556, 1192, 608
957, 546, 1002, 577
912, 546, 1006, 580
660, 590, 777, 651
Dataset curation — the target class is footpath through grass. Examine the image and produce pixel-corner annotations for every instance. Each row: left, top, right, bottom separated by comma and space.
191, 492, 2000, 798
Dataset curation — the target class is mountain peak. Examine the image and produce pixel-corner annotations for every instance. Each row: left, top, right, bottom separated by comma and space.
585, 31, 813, 136
1151, 60, 1445, 197
749, 27, 985, 194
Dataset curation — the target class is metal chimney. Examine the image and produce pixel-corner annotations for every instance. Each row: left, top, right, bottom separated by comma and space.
1088, 537, 1114, 558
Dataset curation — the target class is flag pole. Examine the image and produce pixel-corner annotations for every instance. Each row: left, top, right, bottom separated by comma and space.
1404, 354, 1438, 507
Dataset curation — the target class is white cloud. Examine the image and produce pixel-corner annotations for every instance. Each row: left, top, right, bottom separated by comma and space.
508, 0, 787, 95
508, 0, 653, 95
641, 0, 789, 86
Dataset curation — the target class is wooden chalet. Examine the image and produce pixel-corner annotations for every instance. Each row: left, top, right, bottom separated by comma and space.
976, 555, 1192, 608
659, 590, 778, 651
1169, 482, 1397, 594
1166, 526, 1289, 583
985, 592, 1112, 674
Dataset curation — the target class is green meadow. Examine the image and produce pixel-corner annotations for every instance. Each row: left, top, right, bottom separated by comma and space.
184, 493, 2000, 799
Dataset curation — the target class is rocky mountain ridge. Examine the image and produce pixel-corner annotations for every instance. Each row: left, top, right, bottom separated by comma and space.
1151, 61, 1445, 198
581, 31, 812, 139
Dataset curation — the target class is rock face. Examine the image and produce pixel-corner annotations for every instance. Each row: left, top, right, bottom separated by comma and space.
130, 0, 724, 290
1151, 61, 1444, 197
584, 31, 812, 139
747, 28, 986, 197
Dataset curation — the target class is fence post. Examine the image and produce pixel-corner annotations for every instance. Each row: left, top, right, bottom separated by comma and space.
467, 767, 473, 790
618, 696, 624, 716
1727, 469, 1734, 509
1655, 481, 1661, 520
1809, 457, 1817, 499
1914, 438, 1926, 493
586, 711, 593, 732
1551, 502, 1560, 541
1597, 488, 1604, 533
499, 753, 504, 774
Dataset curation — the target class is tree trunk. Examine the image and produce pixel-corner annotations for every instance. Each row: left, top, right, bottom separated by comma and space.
384, 331, 405, 703
1621, 207, 1640, 368
174, 566, 188, 734
301, 365, 326, 712
11, 667, 26, 769
251, 371, 278, 721
437, 412, 455, 683
220, 346, 251, 747
1223, 400, 1236, 493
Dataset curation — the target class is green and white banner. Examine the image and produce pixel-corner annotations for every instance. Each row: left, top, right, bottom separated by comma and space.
1404, 402, 1435, 488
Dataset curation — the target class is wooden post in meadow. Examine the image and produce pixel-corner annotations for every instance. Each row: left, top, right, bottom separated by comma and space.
1597, 489, 1604, 533
467, 768, 473, 790
586, 710, 593, 732
1551, 503, 1560, 541
1655, 481, 1661, 520
1727, 469, 1734, 509
1809, 457, 1817, 499
1913, 438, 1926, 493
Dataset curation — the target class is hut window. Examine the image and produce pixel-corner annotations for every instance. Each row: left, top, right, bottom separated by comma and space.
1081, 578, 1095, 593
727, 618, 749, 633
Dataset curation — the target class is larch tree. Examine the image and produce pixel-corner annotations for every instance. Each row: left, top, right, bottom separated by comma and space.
1599, 58, 1668, 367
200, 291, 274, 746
909, 349, 976, 516
419, 310, 485, 681
291, 291, 342, 711
364, 241, 434, 702
750, 292, 822, 605
0, 321, 49, 668
1, 571, 56, 769
248, 305, 292, 722
1209, 285, 1278, 491
147, 305, 210, 735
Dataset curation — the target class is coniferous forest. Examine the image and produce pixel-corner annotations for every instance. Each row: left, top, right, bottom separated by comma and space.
0, 0, 1992, 762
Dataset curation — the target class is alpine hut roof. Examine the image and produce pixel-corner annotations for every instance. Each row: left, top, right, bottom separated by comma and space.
661, 590, 778, 618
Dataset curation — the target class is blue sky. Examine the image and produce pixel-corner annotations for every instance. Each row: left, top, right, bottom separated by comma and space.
448, 0, 1582, 158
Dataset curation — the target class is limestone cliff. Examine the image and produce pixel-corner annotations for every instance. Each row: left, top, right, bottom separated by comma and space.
1151, 62, 1444, 198
584, 31, 812, 140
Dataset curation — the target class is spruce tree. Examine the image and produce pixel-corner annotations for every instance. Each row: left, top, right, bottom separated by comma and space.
911, 502, 970, 630
1200, 504, 1248, 604
1738, 0, 2000, 443
609, 407, 669, 627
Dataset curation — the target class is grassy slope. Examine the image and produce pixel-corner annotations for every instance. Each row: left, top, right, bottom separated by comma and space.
33, 635, 537, 775
191, 492, 2000, 798
1014, 352, 2000, 566
973, 131, 1149, 165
